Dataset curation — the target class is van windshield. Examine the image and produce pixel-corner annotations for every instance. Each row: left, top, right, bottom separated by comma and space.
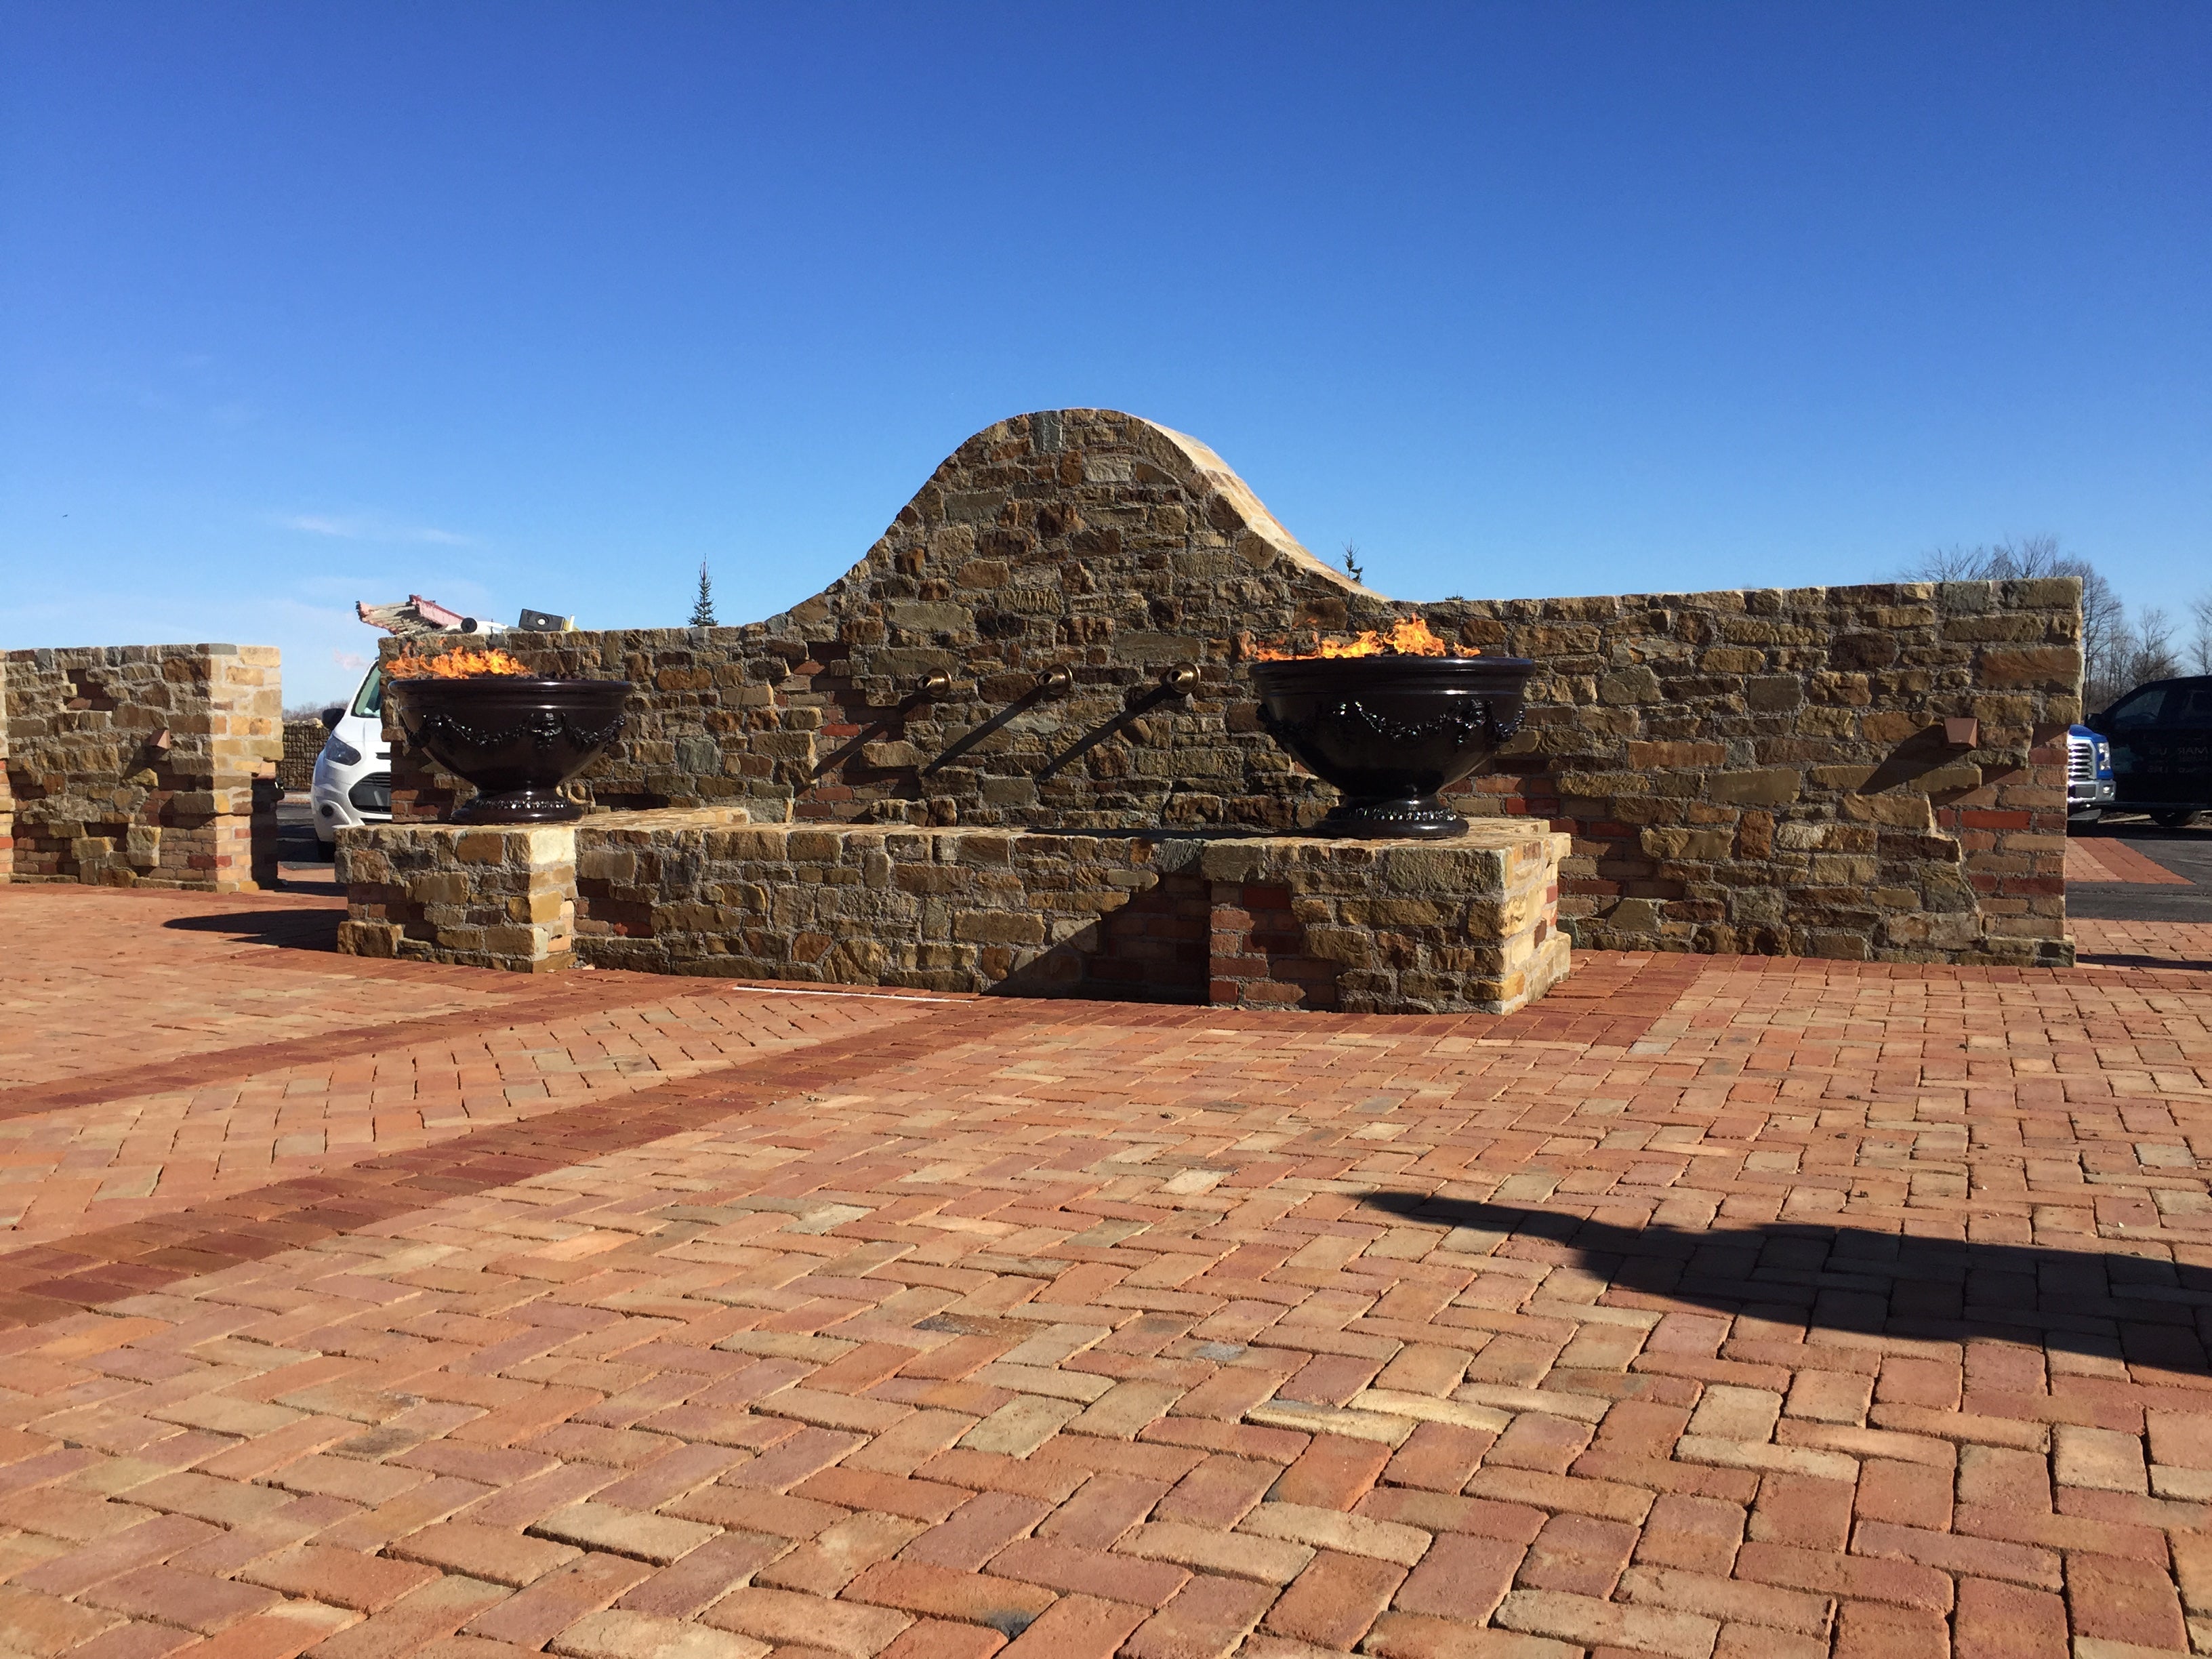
350, 665, 384, 719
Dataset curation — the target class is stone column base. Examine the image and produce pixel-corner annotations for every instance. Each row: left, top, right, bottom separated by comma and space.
1197, 826, 1571, 1014
337, 822, 582, 972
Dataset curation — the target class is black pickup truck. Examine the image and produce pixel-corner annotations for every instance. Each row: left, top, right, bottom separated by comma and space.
2087, 674, 2212, 827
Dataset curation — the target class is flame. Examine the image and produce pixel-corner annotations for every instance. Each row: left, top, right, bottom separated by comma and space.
1250, 617, 1478, 661
386, 647, 534, 680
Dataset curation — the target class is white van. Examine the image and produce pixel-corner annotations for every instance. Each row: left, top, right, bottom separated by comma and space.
310, 663, 391, 852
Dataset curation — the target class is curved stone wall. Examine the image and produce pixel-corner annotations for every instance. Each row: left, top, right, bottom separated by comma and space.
384, 409, 2077, 964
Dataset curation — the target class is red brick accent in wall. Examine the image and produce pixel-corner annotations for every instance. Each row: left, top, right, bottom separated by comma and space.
1076, 872, 1209, 1004
1208, 880, 1342, 1010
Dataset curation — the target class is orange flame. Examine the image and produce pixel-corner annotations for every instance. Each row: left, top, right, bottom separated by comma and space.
1250, 617, 1477, 661
386, 647, 534, 680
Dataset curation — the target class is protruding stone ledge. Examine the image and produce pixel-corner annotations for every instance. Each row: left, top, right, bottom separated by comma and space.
340, 810, 1570, 1015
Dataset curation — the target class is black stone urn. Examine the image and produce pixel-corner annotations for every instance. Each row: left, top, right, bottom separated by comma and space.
1250, 655, 1537, 838
389, 677, 632, 824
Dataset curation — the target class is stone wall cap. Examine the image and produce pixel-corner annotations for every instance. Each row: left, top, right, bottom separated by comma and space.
528, 811, 1569, 860
4, 642, 256, 657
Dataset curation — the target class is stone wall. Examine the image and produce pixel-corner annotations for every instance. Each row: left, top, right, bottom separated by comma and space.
0, 657, 12, 882
278, 718, 326, 792
381, 409, 2077, 964
1, 644, 283, 890
340, 817, 588, 972
1422, 583, 2078, 963
338, 811, 1570, 1015
386, 409, 1370, 830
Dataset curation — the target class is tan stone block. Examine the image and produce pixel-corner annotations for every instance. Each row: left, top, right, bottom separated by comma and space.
1556, 771, 1652, 798
1598, 665, 1662, 703
1385, 846, 1507, 895
2004, 577, 2081, 609
1469, 884, 1548, 935
1300, 925, 1375, 964
480, 923, 556, 959
1839, 793, 1935, 828
510, 888, 570, 924
953, 910, 1045, 945
1368, 897, 1452, 927
1976, 646, 2078, 689
1605, 898, 1663, 933
521, 826, 577, 865
1641, 827, 1732, 861
1699, 648, 1764, 674
1518, 623, 1603, 655
1917, 763, 1983, 792
1808, 855, 1877, 883
1859, 711, 1923, 743
452, 832, 513, 865
1705, 768, 1799, 806
1626, 741, 1727, 769
1802, 765, 1872, 791
337, 920, 402, 958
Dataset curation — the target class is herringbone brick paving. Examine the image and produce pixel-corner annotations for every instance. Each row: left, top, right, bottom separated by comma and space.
0, 887, 2207, 1659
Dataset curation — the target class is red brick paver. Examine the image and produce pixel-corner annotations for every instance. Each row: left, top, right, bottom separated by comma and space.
2075, 917, 2212, 971
0, 884, 2207, 1659
2064, 837, 2192, 885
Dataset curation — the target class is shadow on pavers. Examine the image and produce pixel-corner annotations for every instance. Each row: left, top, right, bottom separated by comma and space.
1361, 1193, 2211, 1374
161, 907, 342, 951
2072, 948, 2212, 972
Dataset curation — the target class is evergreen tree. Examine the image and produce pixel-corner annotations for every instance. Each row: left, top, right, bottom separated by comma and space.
689, 561, 717, 627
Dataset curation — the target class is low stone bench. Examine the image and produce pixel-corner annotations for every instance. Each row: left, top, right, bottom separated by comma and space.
338, 809, 1570, 1015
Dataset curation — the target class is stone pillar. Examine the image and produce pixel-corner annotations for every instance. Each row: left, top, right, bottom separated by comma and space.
0, 643, 281, 890
337, 823, 577, 971
0, 654, 12, 883
1195, 826, 1572, 1015
207, 646, 285, 890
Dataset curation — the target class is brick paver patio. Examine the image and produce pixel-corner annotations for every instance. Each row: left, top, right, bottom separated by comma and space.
1, 883, 2207, 1659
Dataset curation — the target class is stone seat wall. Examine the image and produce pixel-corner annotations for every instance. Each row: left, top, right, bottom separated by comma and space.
338, 811, 1570, 1016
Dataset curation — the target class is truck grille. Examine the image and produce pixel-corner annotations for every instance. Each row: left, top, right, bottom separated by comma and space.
2067, 737, 2093, 781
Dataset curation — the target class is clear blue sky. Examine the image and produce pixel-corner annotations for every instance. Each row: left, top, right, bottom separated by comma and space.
4, 3, 2206, 705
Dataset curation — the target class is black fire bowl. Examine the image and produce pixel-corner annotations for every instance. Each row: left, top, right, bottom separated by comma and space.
390, 677, 632, 825
1250, 655, 1538, 839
